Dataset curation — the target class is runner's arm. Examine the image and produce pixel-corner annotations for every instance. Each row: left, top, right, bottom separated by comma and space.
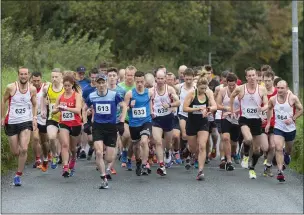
266, 97, 274, 126
30, 86, 38, 118
230, 86, 241, 113
260, 86, 268, 112
119, 101, 127, 123
124, 91, 132, 110
168, 86, 180, 108
41, 84, 49, 115
216, 88, 227, 111
183, 91, 199, 112
1, 85, 12, 121
206, 90, 217, 113
52, 97, 61, 114
214, 86, 220, 99
292, 95, 303, 121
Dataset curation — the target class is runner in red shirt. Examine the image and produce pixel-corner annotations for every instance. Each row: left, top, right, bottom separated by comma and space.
53, 75, 82, 178
260, 70, 277, 177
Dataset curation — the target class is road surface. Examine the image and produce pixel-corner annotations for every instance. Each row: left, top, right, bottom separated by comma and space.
1, 154, 303, 214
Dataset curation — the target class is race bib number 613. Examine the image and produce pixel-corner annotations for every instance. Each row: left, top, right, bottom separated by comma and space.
96, 104, 111, 114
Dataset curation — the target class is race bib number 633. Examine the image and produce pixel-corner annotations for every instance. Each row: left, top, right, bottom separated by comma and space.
132, 107, 147, 118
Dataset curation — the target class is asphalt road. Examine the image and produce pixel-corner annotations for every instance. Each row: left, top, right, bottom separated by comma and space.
1, 151, 303, 214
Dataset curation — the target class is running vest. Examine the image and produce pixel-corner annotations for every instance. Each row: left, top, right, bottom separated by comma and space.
109, 85, 126, 123
274, 93, 296, 132
118, 82, 135, 122
178, 83, 195, 117
47, 83, 64, 122
86, 89, 123, 124
128, 88, 152, 127
37, 83, 46, 126
59, 91, 82, 127
222, 88, 239, 124
261, 88, 277, 127
215, 84, 224, 120
5, 82, 33, 124
187, 90, 209, 124
240, 84, 262, 119
152, 85, 173, 117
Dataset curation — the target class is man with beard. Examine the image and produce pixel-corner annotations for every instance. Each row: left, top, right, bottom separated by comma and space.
2, 67, 37, 186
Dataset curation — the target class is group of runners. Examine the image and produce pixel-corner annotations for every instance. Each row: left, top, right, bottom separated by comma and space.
2, 64, 303, 189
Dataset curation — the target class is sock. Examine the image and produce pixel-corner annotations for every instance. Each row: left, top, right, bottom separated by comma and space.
244, 144, 251, 156
250, 153, 260, 169
159, 162, 164, 167
16, 171, 22, 176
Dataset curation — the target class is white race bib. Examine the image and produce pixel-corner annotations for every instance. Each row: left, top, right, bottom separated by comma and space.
96, 104, 111, 114
13, 107, 28, 117
132, 107, 147, 118
155, 107, 169, 116
244, 107, 259, 117
192, 105, 206, 114
61, 111, 75, 121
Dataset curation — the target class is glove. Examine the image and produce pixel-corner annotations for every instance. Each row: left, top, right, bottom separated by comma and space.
83, 123, 91, 134
117, 122, 124, 136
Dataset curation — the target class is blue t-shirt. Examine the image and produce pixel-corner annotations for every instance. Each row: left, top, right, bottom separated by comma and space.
77, 78, 90, 90
128, 88, 152, 127
109, 85, 126, 123
82, 84, 96, 100
86, 89, 123, 124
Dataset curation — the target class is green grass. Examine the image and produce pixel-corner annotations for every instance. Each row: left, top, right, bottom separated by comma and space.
290, 116, 304, 174
1, 68, 51, 174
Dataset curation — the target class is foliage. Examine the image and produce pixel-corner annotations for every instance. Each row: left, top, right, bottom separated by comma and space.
290, 117, 304, 174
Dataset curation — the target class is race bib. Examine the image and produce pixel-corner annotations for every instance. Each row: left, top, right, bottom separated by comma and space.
244, 107, 259, 117
14, 107, 27, 116
156, 107, 169, 116
96, 104, 111, 114
276, 114, 288, 121
132, 107, 147, 118
62, 111, 75, 121
192, 105, 206, 114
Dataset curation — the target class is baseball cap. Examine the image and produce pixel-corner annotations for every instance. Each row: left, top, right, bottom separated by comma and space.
96, 74, 107, 81
76, 66, 86, 73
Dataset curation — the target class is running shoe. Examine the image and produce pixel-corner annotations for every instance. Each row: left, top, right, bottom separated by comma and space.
106, 169, 112, 180
87, 147, 94, 160
136, 164, 142, 176
249, 169, 257, 179
62, 170, 70, 178
225, 162, 235, 171
241, 156, 249, 169
196, 171, 204, 181
284, 152, 291, 165
40, 160, 48, 172
127, 159, 132, 171
13, 176, 21, 186
185, 159, 191, 170
277, 171, 285, 182
33, 160, 41, 168
233, 154, 241, 164
51, 157, 58, 169
79, 150, 86, 159
219, 159, 226, 169
99, 178, 109, 189
121, 150, 127, 163
263, 165, 274, 177
157, 166, 167, 176
141, 164, 149, 176
146, 163, 152, 174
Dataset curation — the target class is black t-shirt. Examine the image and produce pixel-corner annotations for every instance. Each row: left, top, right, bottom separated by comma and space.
208, 79, 220, 92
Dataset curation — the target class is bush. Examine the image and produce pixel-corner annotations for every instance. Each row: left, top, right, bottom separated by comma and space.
290, 117, 304, 174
